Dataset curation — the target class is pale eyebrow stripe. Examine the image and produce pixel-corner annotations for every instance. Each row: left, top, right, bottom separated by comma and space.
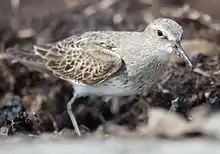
149, 24, 176, 41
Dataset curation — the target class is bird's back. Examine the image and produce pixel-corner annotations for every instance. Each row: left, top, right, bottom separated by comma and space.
7, 30, 138, 85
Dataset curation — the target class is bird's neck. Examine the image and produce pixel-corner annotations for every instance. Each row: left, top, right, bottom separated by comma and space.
128, 54, 167, 93
142, 54, 168, 71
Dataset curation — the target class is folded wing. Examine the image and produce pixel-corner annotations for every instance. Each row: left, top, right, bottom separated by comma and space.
7, 36, 123, 85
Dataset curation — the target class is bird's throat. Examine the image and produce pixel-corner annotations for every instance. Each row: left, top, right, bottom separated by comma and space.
157, 49, 172, 62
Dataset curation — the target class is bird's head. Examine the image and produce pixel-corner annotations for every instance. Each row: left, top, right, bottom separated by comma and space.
144, 18, 192, 67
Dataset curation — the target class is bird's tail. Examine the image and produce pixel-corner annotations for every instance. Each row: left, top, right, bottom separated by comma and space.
4, 47, 52, 74
6, 47, 46, 64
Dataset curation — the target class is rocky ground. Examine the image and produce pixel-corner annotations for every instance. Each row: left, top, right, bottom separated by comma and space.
0, 0, 220, 153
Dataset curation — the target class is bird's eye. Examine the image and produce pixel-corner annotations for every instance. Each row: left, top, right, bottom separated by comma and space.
157, 30, 163, 36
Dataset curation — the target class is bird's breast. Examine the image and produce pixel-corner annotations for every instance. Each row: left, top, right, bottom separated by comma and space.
99, 56, 168, 95
126, 56, 168, 94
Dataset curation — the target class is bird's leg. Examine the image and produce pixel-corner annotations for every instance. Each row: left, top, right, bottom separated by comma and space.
110, 97, 120, 114
67, 92, 81, 136
135, 95, 149, 123
96, 109, 107, 124
88, 96, 107, 125
94, 96, 116, 134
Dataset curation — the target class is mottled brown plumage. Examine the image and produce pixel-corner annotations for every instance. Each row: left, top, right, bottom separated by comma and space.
33, 38, 122, 85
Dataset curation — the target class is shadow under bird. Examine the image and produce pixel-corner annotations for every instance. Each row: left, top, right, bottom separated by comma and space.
6, 18, 192, 136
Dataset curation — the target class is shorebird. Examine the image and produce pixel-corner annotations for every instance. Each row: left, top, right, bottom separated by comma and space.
6, 18, 192, 136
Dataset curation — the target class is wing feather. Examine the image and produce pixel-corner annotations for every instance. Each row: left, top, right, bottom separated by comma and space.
32, 36, 123, 85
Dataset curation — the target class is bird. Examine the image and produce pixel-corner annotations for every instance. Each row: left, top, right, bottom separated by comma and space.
6, 18, 192, 136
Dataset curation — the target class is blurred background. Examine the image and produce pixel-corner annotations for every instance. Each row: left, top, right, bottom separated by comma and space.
0, 0, 220, 138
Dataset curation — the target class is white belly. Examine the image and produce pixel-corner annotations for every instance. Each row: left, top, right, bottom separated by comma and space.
72, 84, 134, 97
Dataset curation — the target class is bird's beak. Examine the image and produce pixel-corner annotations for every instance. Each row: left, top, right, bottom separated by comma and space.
173, 43, 192, 68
